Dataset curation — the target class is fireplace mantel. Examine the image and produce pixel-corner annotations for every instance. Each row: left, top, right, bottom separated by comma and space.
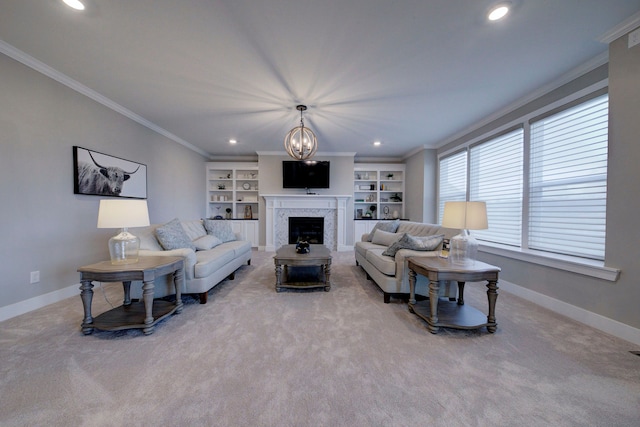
261, 194, 351, 252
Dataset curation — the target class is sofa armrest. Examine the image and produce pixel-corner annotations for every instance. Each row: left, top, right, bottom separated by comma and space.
139, 248, 197, 280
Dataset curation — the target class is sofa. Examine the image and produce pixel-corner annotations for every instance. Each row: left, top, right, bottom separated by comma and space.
132, 218, 252, 303
354, 220, 461, 303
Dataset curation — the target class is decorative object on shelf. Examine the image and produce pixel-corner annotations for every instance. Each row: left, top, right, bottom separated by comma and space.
368, 205, 377, 219
356, 209, 363, 219
442, 201, 488, 265
73, 146, 147, 199
295, 240, 310, 254
284, 105, 317, 160
392, 210, 399, 219
387, 173, 394, 179
97, 199, 150, 264
242, 182, 251, 190
225, 207, 232, 219
218, 183, 226, 190
244, 205, 253, 219
390, 193, 402, 202
383, 205, 390, 218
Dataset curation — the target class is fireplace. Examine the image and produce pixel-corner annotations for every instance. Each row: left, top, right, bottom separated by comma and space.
289, 217, 324, 244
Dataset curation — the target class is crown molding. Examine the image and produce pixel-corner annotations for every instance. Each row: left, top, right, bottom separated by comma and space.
599, 10, 640, 43
0, 39, 211, 159
256, 151, 356, 157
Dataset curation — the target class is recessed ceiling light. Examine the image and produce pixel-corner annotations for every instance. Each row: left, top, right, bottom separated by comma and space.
229, 139, 237, 144
488, 3, 510, 21
62, 0, 85, 10
373, 141, 381, 146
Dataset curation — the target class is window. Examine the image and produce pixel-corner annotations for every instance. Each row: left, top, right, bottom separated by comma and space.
438, 93, 608, 261
438, 150, 467, 222
529, 95, 608, 260
470, 129, 523, 246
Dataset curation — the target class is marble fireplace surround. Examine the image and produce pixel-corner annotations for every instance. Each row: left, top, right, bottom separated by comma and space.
262, 195, 351, 252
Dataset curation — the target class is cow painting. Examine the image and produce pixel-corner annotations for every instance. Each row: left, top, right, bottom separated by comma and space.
73, 147, 147, 198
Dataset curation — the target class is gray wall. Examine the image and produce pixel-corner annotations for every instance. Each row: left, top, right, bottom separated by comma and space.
0, 53, 206, 310
404, 149, 437, 223
437, 33, 640, 330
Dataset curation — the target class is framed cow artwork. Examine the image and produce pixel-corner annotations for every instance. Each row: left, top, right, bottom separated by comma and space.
73, 146, 147, 199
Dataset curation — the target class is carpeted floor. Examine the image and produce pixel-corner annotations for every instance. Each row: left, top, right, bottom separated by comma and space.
1, 250, 639, 426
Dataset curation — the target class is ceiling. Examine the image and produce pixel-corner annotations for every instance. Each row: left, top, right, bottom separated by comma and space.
1, 1, 639, 160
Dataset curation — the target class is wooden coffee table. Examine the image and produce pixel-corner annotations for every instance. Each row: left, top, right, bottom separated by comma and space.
274, 244, 332, 292
407, 257, 500, 334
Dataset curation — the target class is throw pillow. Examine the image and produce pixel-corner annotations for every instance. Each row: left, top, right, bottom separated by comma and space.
365, 219, 401, 242
181, 220, 207, 241
371, 229, 404, 247
382, 233, 444, 257
193, 234, 223, 251
155, 218, 196, 251
203, 219, 237, 243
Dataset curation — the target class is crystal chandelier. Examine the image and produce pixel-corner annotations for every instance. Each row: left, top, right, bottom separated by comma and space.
284, 105, 318, 160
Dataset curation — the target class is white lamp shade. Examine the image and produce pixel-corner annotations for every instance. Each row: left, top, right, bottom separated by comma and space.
442, 201, 488, 230
97, 199, 150, 229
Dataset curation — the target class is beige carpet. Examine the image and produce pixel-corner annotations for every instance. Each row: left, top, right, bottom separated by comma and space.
1, 250, 639, 426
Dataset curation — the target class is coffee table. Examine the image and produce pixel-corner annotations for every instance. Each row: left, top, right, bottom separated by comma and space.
274, 244, 332, 292
407, 257, 500, 334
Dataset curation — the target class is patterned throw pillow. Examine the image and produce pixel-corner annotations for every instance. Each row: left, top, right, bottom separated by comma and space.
382, 234, 444, 257
365, 219, 401, 242
371, 230, 404, 246
155, 218, 196, 251
203, 219, 237, 243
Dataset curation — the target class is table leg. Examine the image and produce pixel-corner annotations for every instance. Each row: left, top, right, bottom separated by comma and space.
427, 279, 440, 334
79, 279, 94, 335
122, 281, 132, 306
457, 281, 466, 305
408, 268, 417, 306
142, 279, 155, 335
174, 266, 184, 314
324, 259, 331, 291
486, 279, 499, 333
275, 262, 282, 292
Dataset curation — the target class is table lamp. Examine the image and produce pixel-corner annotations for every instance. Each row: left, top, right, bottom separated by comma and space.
441, 201, 488, 265
97, 199, 150, 264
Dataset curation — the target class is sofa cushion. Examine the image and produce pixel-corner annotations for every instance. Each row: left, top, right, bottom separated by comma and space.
193, 246, 237, 279
383, 233, 444, 257
371, 229, 403, 246
365, 248, 396, 276
193, 234, 223, 251
219, 239, 252, 258
354, 241, 381, 259
203, 219, 237, 243
155, 218, 196, 251
181, 220, 207, 241
365, 219, 401, 241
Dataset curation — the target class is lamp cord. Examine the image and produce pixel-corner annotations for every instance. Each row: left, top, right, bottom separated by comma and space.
98, 282, 115, 309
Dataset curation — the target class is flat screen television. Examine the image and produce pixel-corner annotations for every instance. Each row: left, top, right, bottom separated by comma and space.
282, 160, 330, 189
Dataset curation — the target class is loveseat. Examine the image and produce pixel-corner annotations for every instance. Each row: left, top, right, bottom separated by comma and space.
354, 220, 461, 303
132, 218, 252, 303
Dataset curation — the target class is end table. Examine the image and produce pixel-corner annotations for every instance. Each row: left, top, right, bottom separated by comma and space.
78, 256, 184, 335
407, 257, 501, 334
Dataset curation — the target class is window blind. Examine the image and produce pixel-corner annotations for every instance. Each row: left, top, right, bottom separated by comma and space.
529, 94, 608, 260
438, 151, 467, 223
470, 129, 523, 246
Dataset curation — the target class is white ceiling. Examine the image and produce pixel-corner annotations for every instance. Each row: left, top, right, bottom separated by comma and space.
1, 0, 639, 160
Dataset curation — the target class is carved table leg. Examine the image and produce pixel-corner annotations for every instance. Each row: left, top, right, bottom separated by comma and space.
427, 279, 440, 334
457, 281, 466, 305
408, 268, 417, 307
122, 281, 132, 306
142, 279, 155, 335
174, 266, 184, 314
324, 259, 331, 291
486, 279, 499, 333
275, 262, 282, 292
79, 279, 94, 335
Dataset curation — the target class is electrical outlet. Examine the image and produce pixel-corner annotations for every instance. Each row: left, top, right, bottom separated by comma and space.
30, 271, 40, 284
629, 28, 640, 49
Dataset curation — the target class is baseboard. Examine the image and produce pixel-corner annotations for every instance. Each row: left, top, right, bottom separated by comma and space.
0, 283, 80, 323
499, 280, 640, 347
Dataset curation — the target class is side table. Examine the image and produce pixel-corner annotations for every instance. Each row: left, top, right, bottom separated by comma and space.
78, 256, 184, 335
407, 257, 501, 334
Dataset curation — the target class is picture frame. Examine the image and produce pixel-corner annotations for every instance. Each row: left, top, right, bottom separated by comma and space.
73, 146, 147, 199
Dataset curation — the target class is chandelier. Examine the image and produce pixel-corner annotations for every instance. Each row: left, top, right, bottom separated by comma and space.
284, 105, 318, 160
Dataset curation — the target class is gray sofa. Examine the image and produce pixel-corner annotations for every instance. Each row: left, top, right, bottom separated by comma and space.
354, 220, 461, 303
133, 219, 252, 303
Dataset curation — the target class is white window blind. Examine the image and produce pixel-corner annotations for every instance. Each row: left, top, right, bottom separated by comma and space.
438, 151, 467, 223
470, 129, 523, 246
529, 94, 608, 260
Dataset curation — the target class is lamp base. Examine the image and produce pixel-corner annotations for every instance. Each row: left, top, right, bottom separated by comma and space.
450, 230, 479, 265
108, 228, 140, 265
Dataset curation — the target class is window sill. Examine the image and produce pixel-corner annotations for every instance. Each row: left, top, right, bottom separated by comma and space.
479, 243, 620, 282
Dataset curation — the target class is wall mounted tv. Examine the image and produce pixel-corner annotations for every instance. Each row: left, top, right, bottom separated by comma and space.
282, 160, 330, 189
